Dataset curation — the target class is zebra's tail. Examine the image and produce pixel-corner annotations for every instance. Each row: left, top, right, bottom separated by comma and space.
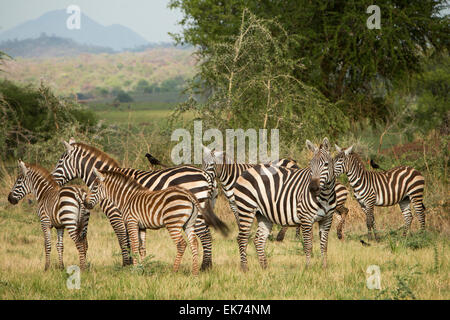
200, 198, 229, 237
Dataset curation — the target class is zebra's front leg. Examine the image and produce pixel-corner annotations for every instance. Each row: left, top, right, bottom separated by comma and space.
56, 228, 65, 269
253, 214, 273, 269
319, 216, 333, 268
300, 222, 313, 268
126, 220, 140, 266
41, 221, 52, 271
100, 200, 131, 266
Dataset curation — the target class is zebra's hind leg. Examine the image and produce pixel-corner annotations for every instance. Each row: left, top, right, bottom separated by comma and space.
275, 226, 288, 242
335, 206, 349, 240
194, 219, 213, 271
237, 214, 255, 272
56, 228, 65, 269
184, 226, 199, 276
167, 226, 187, 273
399, 199, 413, 236
411, 197, 426, 232
253, 214, 273, 269
41, 221, 52, 271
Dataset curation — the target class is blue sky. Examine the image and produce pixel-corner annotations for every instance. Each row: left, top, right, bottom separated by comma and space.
0, 0, 183, 42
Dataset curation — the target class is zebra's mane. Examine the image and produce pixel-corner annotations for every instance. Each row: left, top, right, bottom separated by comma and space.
26, 163, 59, 188
73, 143, 120, 167
98, 170, 147, 192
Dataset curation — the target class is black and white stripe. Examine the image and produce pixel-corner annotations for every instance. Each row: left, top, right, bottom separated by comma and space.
334, 145, 426, 239
84, 169, 228, 275
8, 161, 90, 270
232, 138, 337, 271
202, 146, 298, 221
51, 139, 217, 270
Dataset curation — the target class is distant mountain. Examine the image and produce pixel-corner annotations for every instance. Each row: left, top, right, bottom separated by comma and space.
0, 9, 149, 51
0, 34, 115, 58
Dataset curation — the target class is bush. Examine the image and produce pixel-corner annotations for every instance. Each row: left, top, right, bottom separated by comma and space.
0, 80, 98, 160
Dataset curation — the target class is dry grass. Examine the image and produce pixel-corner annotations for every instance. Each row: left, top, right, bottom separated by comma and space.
0, 191, 448, 300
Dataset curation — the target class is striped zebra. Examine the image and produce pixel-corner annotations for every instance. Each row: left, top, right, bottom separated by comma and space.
276, 182, 349, 241
202, 146, 298, 221
232, 138, 336, 271
202, 147, 349, 240
334, 145, 426, 240
8, 161, 90, 270
84, 169, 228, 275
52, 139, 218, 270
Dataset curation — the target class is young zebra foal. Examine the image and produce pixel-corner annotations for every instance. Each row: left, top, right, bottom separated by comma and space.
8, 161, 90, 270
84, 168, 228, 276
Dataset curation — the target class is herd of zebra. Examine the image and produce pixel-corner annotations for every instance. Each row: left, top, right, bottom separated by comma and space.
7, 137, 426, 275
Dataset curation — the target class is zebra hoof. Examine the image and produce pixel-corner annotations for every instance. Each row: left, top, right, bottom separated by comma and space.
200, 261, 212, 271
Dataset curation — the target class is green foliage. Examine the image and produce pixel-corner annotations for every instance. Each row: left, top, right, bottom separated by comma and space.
114, 91, 134, 103
0, 80, 98, 160
172, 9, 349, 152
170, 0, 450, 123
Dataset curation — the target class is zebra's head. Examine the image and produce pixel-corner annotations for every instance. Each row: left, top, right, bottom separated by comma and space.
84, 168, 106, 210
202, 145, 231, 177
52, 138, 78, 186
333, 144, 354, 176
8, 160, 32, 205
306, 137, 334, 196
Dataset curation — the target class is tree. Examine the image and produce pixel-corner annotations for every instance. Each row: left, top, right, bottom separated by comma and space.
169, 0, 450, 123
172, 9, 349, 152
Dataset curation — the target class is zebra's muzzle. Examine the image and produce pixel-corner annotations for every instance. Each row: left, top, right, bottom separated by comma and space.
83, 200, 94, 210
308, 179, 320, 196
7, 193, 18, 205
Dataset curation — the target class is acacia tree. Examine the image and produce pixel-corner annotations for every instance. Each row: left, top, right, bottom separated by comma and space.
169, 0, 449, 123
172, 9, 349, 153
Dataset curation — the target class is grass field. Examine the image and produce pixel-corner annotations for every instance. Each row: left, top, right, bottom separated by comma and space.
0, 192, 448, 300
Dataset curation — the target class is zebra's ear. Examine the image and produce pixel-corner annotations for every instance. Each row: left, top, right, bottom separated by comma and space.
92, 167, 105, 182
18, 160, 28, 175
322, 137, 330, 151
344, 145, 353, 156
335, 144, 342, 153
306, 140, 317, 153
63, 140, 74, 152
69, 137, 76, 145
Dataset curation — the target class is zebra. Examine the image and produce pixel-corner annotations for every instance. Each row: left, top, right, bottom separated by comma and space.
8, 161, 90, 270
84, 168, 228, 275
334, 145, 426, 240
276, 182, 349, 241
232, 138, 336, 271
52, 138, 218, 270
202, 146, 349, 240
202, 146, 298, 221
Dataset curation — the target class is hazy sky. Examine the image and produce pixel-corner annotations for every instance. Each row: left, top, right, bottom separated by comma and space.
0, 0, 184, 42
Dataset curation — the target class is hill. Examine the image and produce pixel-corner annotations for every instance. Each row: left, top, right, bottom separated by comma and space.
0, 34, 115, 58
0, 48, 196, 96
0, 9, 149, 51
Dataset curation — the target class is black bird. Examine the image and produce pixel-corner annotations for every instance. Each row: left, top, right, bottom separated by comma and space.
360, 239, 371, 247
370, 158, 384, 171
145, 153, 167, 168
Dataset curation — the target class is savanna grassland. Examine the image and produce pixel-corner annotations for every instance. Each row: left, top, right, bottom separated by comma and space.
0, 105, 448, 300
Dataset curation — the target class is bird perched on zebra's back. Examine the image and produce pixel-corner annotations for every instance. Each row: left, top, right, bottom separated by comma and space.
145, 153, 168, 168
